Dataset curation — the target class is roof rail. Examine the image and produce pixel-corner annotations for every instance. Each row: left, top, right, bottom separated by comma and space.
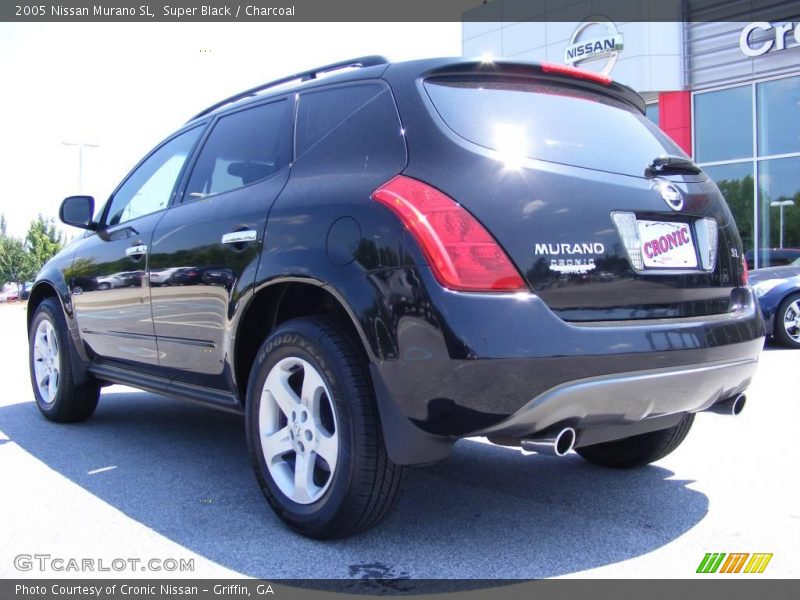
188, 55, 389, 122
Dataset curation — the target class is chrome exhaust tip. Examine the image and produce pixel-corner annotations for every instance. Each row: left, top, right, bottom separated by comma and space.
520, 427, 576, 457
706, 393, 746, 416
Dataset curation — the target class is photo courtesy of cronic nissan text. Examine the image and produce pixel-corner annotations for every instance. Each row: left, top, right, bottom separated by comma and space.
0, 1, 798, 599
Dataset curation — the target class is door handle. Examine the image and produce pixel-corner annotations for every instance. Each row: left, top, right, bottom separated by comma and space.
221, 230, 257, 245
125, 244, 148, 257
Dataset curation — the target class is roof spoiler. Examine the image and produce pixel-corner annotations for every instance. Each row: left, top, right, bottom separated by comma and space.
422, 59, 646, 114
188, 55, 389, 122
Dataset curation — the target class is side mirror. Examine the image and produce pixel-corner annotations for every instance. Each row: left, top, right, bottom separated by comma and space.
59, 195, 96, 230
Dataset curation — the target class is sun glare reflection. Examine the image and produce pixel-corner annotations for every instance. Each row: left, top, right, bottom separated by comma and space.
493, 123, 527, 170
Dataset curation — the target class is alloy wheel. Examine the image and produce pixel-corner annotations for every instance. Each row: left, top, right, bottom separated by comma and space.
258, 357, 339, 504
32, 318, 60, 405
783, 299, 800, 343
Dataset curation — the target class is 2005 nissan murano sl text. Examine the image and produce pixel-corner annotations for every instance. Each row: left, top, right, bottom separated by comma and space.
28, 57, 765, 538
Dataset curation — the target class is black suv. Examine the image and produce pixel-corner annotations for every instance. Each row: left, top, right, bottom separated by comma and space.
28, 57, 764, 538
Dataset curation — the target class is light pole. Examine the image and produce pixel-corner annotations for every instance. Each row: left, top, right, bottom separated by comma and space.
770, 200, 795, 248
62, 142, 99, 194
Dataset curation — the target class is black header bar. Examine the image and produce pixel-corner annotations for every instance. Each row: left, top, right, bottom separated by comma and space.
2, 579, 800, 600
3, 0, 800, 23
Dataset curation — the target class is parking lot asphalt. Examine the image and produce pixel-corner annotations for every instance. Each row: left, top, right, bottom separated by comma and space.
0, 301, 797, 580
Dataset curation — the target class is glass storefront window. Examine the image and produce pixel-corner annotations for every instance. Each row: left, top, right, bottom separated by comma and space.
757, 76, 800, 157
645, 102, 659, 127
694, 86, 753, 163
695, 77, 800, 269
704, 162, 754, 259
758, 157, 800, 267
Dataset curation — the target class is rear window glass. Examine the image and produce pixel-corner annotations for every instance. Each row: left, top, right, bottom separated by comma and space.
424, 79, 684, 177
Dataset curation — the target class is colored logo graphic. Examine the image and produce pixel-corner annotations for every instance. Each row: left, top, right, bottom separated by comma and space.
696, 553, 773, 574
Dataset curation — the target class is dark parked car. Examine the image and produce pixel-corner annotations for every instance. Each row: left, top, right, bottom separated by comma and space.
28, 56, 764, 539
20, 281, 34, 301
165, 266, 202, 286
745, 248, 800, 270
201, 266, 235, 288
749, 258, 800, 348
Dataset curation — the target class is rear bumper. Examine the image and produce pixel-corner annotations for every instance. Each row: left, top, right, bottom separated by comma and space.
472, 354, 758, 442
372, 267, 765, 441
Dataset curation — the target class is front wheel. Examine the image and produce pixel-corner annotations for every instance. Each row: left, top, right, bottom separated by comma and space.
29, 298, 100, 422
246, 317, 404, 538
774, 292, 800, 349
576, 413, 695, 468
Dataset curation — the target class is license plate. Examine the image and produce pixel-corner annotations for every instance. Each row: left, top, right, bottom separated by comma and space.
637, 220, 698, 269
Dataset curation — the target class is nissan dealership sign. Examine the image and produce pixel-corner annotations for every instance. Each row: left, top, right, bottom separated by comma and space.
564, 20, 624, 76
739, 21, 800, 57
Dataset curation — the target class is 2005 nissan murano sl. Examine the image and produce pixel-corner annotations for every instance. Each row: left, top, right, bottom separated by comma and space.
28, 57, 765, 538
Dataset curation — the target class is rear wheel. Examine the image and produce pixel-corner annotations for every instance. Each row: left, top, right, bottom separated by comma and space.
29, 298, 100, 422
774, 293, 800, 349
576, 413, 694, 468
246, 317, 404, 538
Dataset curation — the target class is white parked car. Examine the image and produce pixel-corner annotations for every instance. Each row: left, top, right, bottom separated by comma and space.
2, 282, 19, 302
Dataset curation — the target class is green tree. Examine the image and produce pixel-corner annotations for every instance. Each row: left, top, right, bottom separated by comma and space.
0, 215, 7, 236
717, 175, 755, 251
0, 235, 37, 291
26, 215, 63, 272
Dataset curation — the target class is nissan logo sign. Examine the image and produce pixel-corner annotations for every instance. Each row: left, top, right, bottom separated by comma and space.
564, 19, 624, 76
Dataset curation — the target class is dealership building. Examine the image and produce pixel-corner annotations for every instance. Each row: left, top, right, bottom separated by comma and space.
462, 12, 800, 268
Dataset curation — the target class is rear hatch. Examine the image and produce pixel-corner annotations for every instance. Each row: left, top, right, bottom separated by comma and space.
395, 62, 746, 321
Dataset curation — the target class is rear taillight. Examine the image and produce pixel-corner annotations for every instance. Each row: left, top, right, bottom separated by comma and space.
372, 176, 527, 292
540, 62, 612, 86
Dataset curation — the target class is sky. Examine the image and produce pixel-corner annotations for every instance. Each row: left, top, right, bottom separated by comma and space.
0, 22, 462, 239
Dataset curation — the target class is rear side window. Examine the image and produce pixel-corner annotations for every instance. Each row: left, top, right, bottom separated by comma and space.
296, 84, 385, 157
184, 99, 290, 200
424, 79, 684, 177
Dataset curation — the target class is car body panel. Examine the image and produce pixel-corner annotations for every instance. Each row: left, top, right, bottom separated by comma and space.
150, 166, 291, 388
254, 80, 409, 363
67, 211, 164, 365
368, 265, 764, 436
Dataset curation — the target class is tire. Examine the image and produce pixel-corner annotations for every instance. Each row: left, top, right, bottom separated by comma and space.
245, 317, 404, 538
773, 292, 800, 349
576, 413, 695, 469
29, 298, 100, 423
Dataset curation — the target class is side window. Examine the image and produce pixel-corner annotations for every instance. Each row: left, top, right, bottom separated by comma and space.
184, 100, 291, 199
296, 84, 384, 157
105, 127, 201, 226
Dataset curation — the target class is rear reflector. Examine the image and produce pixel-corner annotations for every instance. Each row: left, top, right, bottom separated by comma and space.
695, 217, 719, 271
372, 176, 527, 292
610, 212, 644, 270
540, 62, 612, 86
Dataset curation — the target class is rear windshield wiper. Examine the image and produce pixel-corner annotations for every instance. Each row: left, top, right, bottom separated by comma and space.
645, 155, 702, 178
